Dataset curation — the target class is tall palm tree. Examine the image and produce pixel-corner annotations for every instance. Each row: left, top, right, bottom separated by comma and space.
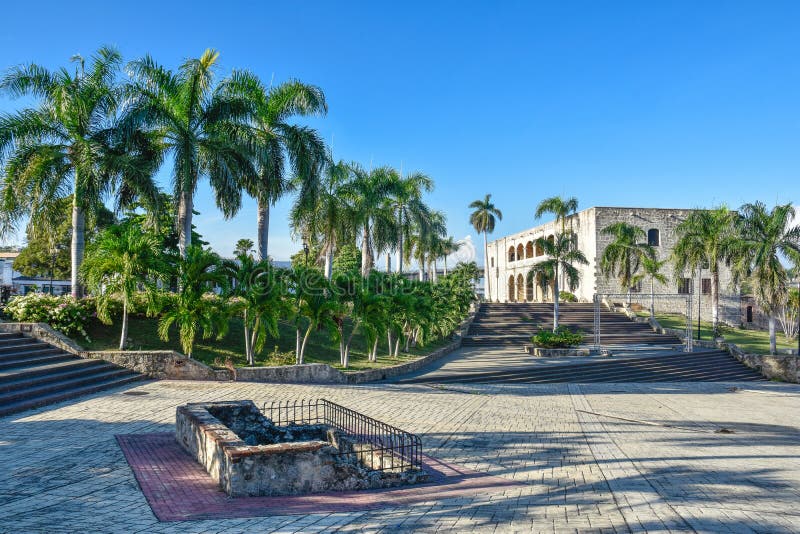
599, 222, 649, 304
81, 224, 166, 350
733, 202, 800, 354
291, 158, 354, 279
342, 164, 398, 276
439, 236, 461, 276
232, 74, 327, 261
0, 47, 160, 297
530, 232, 588, 331
123, 49, 257, 257
386, 170, 433, 274
632, 252, 668, 318
469, 195, 502, 301
672, 206, 737, 335
535, 196, 579, 232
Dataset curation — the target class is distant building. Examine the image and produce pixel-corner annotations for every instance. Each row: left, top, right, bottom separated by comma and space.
0, 251, 71, 299
486, 207, 740, 324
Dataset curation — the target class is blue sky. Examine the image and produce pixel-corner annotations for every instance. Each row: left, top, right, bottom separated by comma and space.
1, 1, 798, 261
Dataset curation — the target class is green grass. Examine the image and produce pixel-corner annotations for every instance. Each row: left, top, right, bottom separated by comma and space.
79, 314, 452, 371
636, 312, 796, 355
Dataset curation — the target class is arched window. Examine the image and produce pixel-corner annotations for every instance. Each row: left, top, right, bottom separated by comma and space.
746, 306, 753, 323
508, 246, 515, 262
535, 241, 543, 256
507, 275, 516, 302
525, 241, 534, 258
516, 274, 525, 302
516, 244, 524, 261
648, 229, 660, 247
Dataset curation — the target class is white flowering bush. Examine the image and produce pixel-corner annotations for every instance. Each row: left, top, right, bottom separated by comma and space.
4, 293, 93, 342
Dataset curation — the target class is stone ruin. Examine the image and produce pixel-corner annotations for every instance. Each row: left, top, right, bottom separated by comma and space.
176, 400, 429, 497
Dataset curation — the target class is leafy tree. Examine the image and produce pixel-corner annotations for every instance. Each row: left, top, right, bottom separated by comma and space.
469, 194, 502, 301
221, 254, 285, 365
534, 196, 579, 232
672, 206, 737, 335
439, 236, 461, 276
332, 243, 361, 276
0, 47, 159, 296
124, 49, 257, 257
385, 169, 433, 274
341, 164, 399, 276
158, 245, 228, 357
287, 266, 337, 364
232, 74, 327, 261
732, 202, 800, 354
600, 222, 650, 304
81, 224, 165, 349
234, 239, 254, 257
632, 252, 668, 317
529, 232, 588, 331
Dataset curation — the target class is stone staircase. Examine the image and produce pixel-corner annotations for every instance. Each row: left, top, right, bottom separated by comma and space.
0, 332, 144, 417
463, 302, 678, 347
401, 349, 765, 384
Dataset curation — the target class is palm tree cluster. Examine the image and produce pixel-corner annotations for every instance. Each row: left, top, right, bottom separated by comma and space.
599, 203, 800, 354
0, 47, 474, 365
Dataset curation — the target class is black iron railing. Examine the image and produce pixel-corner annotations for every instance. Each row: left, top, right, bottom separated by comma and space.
262, 399, 423, 472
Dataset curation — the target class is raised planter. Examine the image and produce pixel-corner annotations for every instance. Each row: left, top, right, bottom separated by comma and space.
524, 345, 608, 357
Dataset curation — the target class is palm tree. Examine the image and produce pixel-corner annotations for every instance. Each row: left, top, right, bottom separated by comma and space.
221, 254, 285, 365
535, 196, 579, 232
386, 170, 433, 274
81, 224, 166, 350
632, 252, 668, 318
232, 74, 327, 261
469, 195, 503, 301
291, 158, 354, 279
733, 202, 800, 354
234, 238, 254, 257
342, 164, 398, 276
599, 222, 649, 304
672, 206, 737, 335
439, 236, 461, 276
0, 47, 159, 297
158, 245, 228, 357
124, 49, 257, 257
529, 232, 588, 331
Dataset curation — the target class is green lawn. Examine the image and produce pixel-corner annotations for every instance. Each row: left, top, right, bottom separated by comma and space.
638, 312, 796, 355
80, 314, 452, 371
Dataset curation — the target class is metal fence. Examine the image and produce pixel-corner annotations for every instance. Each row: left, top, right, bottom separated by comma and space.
262, 399, 423, 472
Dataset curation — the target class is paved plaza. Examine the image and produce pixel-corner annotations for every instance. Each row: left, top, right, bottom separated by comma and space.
1, 374, 800, 533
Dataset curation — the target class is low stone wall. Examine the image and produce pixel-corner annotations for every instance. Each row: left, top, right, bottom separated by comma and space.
3, 312, 473, 384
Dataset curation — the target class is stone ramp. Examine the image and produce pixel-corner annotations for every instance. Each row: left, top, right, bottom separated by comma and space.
0, 332, 144, 416
463, 302, 679, 347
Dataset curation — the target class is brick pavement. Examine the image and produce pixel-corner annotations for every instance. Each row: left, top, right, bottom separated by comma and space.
0, 379, 799, 532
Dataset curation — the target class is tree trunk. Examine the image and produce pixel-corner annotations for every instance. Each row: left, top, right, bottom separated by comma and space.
394, 337, 401, 357
432, 259, 438, 283
483, 231, 490, 301
295, 328, 302, 364
324, 243, 334, 280
361, 223, 372, 277
119, 300, 128, 350
650, 277, 655, 317
398, 212, 404, 274
444, 257, 448, 276
418, 256, 424, 281
257, 200, 270, 262
711, 269, 720, 336
385, 252, 391, 273
553, 267, 560, 331
769, 315, 777, 355
243, 310, 253, 366
370, 338, 379, 362
70, 199, 85, 298
177, 190, 193, 258
299, 325, 313, 364
387, 331, 393, 357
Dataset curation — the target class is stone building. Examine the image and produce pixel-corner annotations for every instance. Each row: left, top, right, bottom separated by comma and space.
485, 207, 740, 324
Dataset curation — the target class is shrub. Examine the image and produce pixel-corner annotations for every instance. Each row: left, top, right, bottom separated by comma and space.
559, 291, 577, 302
4, 293, 93, 341
531, 326, 583, 348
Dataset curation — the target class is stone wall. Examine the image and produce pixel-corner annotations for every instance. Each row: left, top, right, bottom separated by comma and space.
176, 400, 427, 497
2, 312, 473, 384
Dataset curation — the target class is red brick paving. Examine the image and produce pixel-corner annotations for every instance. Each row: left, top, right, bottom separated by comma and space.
116, 433, 524, 522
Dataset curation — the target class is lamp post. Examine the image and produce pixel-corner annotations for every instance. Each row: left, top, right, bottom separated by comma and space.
302, 237, 309, 267
697, 266, 702, 341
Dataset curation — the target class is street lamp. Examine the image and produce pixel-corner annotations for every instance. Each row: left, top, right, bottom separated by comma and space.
302, 237, 309, 267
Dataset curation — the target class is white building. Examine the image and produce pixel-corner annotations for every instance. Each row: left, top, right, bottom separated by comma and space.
485, 207, 739, 323
0, 251, 71, 298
